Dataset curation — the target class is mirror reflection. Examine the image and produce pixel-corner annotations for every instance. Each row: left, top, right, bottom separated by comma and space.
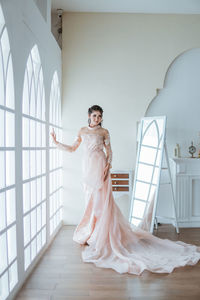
129, 116, 166, 232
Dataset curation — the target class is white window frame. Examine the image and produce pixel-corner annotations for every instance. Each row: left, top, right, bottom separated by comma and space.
22, 44, 47, 271
49, 71, 63, 236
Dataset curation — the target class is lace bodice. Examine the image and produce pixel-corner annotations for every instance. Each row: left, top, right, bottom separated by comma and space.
54, 125, 112, 167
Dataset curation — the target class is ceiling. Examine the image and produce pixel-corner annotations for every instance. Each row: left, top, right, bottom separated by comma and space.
51, 0, 200, 14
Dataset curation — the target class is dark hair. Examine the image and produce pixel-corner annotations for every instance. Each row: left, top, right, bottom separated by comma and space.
88, 105, 103, 126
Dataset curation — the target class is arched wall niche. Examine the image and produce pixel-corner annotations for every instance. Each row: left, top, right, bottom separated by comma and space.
145, 47, 200, 158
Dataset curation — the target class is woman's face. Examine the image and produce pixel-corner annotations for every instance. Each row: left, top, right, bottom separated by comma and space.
89, 110, 102, 126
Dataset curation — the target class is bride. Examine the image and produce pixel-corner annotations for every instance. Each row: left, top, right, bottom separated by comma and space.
50, 105, 200, 275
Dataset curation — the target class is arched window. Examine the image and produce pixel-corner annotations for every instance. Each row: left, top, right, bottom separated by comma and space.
22, 45, 46, 270
0, 5, 17, 300
49, 71, 62, 235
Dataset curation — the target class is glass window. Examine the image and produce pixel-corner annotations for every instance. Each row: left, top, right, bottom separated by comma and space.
49, 72, 63, 236
0, 5, 18, 297
22, 45, 47, 270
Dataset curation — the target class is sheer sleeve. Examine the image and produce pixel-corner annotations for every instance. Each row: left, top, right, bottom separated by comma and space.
104, 130, 112, 168
54, 131, 82, 152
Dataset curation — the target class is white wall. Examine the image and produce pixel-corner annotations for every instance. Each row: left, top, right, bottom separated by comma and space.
61, 12, 200, 225
0, 0, 61, 298
146, 48, 200, 157
145, 48, 200, 223
33, 0, 51, 28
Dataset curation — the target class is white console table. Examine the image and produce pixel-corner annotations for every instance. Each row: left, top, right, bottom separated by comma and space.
171, 158, 200, 227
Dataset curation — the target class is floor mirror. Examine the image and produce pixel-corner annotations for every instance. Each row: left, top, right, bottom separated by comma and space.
129, 116, 167, 233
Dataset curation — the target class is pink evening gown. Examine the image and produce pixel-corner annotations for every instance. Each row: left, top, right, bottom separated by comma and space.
55, 125, 200, 275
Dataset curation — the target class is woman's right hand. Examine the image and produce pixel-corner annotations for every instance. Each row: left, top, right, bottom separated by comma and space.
50, 128, 57, 144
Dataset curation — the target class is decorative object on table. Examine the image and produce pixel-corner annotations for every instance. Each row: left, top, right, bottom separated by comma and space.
188, 141, 196, 158
174, 143, 180, 158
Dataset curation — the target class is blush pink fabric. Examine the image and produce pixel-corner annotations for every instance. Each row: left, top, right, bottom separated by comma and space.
71, 126, 200, 275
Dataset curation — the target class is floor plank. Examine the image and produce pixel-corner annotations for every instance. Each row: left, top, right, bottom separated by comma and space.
15, 225, 200, 300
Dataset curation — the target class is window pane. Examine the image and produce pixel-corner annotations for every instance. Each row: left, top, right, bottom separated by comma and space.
9, 260, 18, 291
49, 173, 53, 194
0, 192, 6, 231
36, 150, 42, 176
42, 202, 46, 227
22, 71, 29, 115
6, 188, 16, 225
30, 180, 36, 208
59, 169, 63, 187
30, 150, 36, 178
137, 163, 154, 183
36, 122, 41, 147
31, 238, 36, 260
5, 58, 14, 109
36, 177, 42, 204
7, 225, 17, 264
0, 151, 5, 189
50, 195, 53, 218
30, 82, 36, 117
41, 91, 45, 121
142, 120, 159, 147
23, 182, 30, 214
132, 200, 146, 219
31, 209, 36, 238
135, 182, 150, 201
131, 218, 141, 226
6, 151, 15, 186
24, 245, 31, 270
0, 53, 4, 106
23, 214, 30, 246
42, 176, 46, 200
0, 271, 9, 300
49, 149, 53, 170
50, 219, 53, 235
42, 150, 46, 174
37, 205, 42, 231
23, 150, 30, 180
139, 146, 157, 165
1, 28, 9, 69
37, 232, 42, 253
0, 109, 4, 147
42, 227, 46, 246
42, 123, 45, 147
0, 232, 8, 274
22, 117, 30, 147
5, 111, 14, 147
30, 119, 35, 147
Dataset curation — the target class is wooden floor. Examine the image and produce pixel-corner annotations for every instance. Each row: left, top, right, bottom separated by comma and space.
15, 225, 200, 300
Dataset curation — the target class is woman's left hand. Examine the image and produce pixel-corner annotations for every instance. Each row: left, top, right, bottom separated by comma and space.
104, 163, 110, 181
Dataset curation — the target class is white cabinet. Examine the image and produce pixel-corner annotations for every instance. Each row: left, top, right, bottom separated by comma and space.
171, 158, 200, 227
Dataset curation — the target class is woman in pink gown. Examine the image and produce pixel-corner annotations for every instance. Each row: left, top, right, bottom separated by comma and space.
51, 105, 200, 275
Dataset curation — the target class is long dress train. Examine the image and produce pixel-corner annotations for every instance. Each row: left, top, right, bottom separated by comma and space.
56, 125, 200, 275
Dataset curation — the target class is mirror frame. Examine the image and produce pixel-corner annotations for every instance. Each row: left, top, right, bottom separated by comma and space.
129, 116, 167, 233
